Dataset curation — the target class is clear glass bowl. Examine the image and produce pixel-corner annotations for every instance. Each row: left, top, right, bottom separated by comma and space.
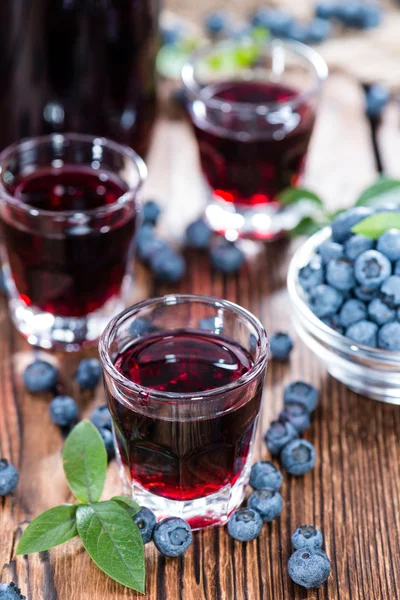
287, 227, 400, 404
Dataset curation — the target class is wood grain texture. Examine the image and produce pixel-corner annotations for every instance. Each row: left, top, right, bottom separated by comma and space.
2, 74, 400, 600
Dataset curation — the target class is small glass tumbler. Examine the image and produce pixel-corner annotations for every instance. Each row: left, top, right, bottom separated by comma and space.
0, 133, 146, 351
99, 294, 269, 529
182, 39, 328, 240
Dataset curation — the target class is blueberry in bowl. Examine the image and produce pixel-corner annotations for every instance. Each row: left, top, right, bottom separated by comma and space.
287, 209, 400, 403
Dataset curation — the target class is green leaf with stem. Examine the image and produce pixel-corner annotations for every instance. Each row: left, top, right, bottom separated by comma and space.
351, 212, 400, 239
356, 177, 400, 208
16, 505, 78, 555
111, 496, 141, 517
278, 187, 324, 208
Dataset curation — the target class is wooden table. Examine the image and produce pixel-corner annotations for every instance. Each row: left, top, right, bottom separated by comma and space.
1, 73, 400, 600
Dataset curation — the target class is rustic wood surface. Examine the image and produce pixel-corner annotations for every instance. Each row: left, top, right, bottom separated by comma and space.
2, 72, 400, 600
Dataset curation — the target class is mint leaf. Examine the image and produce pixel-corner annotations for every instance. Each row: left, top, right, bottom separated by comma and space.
62, 420, 107, 504
351, 212, 400, 239
278, 187, 323, 207
356, 177, 400, 208
77, 501, 145, 593
16, 505, 78, 555
112, 496, 141, 517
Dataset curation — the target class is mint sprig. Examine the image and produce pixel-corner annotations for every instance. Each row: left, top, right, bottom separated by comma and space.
16, 420, 145, 594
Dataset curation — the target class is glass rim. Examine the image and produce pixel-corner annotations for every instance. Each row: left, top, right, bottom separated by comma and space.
0, 132, 147, 219
99, 293, 269, 402
181, 38, 328, 114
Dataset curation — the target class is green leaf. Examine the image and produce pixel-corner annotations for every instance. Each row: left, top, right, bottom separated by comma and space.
288, 216, 323, 238
76, 501, 145, 593
111, 496, 141, 517
251, 26, 270, 42
356, 177, 400, 207
156, 45, 192, 80
16, 505, 78, 555
351, 212, 400, 239
62, 420, 107, 504
278, 187, 323, 207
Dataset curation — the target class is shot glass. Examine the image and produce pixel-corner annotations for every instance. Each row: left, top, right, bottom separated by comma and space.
99, 294, 269, 529
182, 39, 328, 240
0, 133, 146, 350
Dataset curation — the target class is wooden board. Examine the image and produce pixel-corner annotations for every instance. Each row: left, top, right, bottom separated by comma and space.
2, 74, 400, 600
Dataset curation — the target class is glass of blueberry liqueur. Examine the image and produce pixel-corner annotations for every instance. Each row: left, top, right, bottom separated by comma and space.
182, 39, 328, 240
99, 294, 269, 529
0, 133, 146, 351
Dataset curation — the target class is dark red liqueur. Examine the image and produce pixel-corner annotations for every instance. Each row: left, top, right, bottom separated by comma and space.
107, 330, 263, 502
190, 80, 315, 206
2, 167, 136, 317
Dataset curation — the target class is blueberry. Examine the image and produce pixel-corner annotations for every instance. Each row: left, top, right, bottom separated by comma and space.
288, 548, 331, 589
160, 26, 181, 46
284, 381, 318, 412
318, 240, 344, 264
23, 360, 58, 393
204, 11, 228, 37
376, 229, 400, 261
339, 298, 367, 328
365, 83, 390, 119
331, 207, 373, 243
129, 317, 156, 337
0, 459, 19, 496
248, 488, 283, 522
378, 322, 400, 351
227, 508, 263, 542
359, 3, 382, 28
346, 320, 378, 347
249, 461, 283, 491
185, 218, 212, 249
292, 525, 323, 551
299, 256, 324, 292
269, 332, 293, 361
99, 427, 115, 461
142, 200, 161, 225
153, 517, 192, 556
75, 358, 101, 390
150, 248, 186, 283
280, 402, 311, 434
354, 285, 379, 302
344, 234, 374, 260
264, 419, 299, 456
395, 259, 400, 276
0, 582, 26, 600
368, 297, 395, 325
280, 440, 316, 476
91, 404, 112, 431
321, 314, 344, 334
337, 2, 380, 28
354, 250, 392, 289
286, 22, 309, 43
209, 241, 245, 274
49, 396, 78, 427
306, 18, 332, 43
380, 275, 400, 306
133, 507, 157, 544
136, 227, 169, 264
315, 2, 340, 19
252, 9, 293, 36
307, 284, 344, 318
326, 258, 356, 291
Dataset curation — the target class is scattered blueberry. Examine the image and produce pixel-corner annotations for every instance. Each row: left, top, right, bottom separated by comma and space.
0, 459, 19, 496
75, 358, 101, 390
204, 11, 228, 37
185, 218, 212, 249
264, 420, 299, 456
380, 275, 400, 306
292, 525, 323, 551
252, 8, 294, 36
248, 488, 283, 522
286, 22, 309, 43
136, 227, 169, 264
284, 381, 318, 412
354, 250, 391, 289
150, 248, 186, 282
227, 508, 263, 542
321, 314, 344, 334
298, 256, 324, 291
288, 548, 331, 589
249, 461, 283, 491
315, 2, 341, 19
395, 259, 400, 276
306, 18, 332, 43
91, 404, 112, 431
23, 360, 58, 393
354, 285, 379, 302
153, 517, 192, 556
367, 297, 395, 325
378, 322, 400, 350
129, 317, 156, 337
98, 427, 115, 461
281, 439, 316, 476
365, 83, 390, 119
307, 284, 344, 318
339, 298, 367, 328
280, 402, 311, 434
337, 2, 381, 29
331, 207, 372, 243
346, 320, 378, 347
133, 507, 157, 544
376, 229, 400, 261
142, 200, 161, 225
49, 396, 78, 428
344, 234, 374, 260
326, 258, 356, 291
269, 332, 293, 361
160, 25, 181, 46
0, 582, 26, 600
209, 241, 245, 274
318, 240, 344, 264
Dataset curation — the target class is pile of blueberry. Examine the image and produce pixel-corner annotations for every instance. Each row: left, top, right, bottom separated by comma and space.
0, 582, 26, 600
299, 207, 400, 350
